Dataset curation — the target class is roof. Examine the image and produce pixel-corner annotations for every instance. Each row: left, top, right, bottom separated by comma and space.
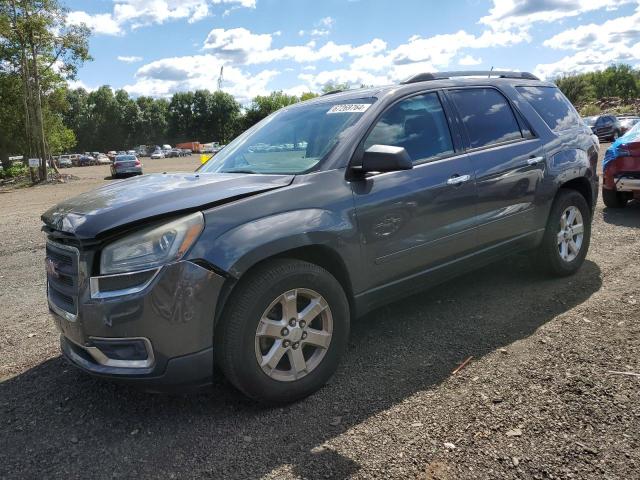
301, 71, 553, 106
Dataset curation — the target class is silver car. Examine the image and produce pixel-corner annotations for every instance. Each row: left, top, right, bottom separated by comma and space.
110, 154, 142, 178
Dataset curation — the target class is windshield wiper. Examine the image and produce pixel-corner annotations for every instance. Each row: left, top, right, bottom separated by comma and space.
221, 169, 258, 174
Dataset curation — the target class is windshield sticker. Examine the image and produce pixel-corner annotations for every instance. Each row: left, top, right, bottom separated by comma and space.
327, 103, 372, 114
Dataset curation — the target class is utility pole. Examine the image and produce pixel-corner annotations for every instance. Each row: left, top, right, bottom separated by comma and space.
217, 66, 224, 91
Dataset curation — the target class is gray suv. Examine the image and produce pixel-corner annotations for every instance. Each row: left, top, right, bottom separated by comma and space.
43, 71, 598, 403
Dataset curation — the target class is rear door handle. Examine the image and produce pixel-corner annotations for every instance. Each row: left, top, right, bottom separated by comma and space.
527, 156, 544, 166
446, 174, 471, 186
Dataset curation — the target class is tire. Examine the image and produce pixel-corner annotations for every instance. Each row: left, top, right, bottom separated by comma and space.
602, 187, 628, 208
215, 259, 350, 404
536, 189, 591, 277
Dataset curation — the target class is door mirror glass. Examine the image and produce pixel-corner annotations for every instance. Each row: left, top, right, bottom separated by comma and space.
360, 145, 413, 173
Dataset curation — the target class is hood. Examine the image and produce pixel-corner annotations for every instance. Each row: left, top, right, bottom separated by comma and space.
42, 172, 294, 239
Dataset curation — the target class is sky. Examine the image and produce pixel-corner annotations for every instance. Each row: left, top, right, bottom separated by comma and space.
65, 0, 640, 104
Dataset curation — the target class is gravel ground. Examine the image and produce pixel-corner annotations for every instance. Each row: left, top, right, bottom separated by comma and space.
1, 149, 639, 479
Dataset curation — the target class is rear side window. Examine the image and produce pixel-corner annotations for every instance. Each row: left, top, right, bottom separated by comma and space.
448, 88, 522, 149
363, 93, 454, 164
516, 86, 581, 132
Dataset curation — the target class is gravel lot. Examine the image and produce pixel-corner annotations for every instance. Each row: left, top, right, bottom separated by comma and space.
1, 149, 638, 479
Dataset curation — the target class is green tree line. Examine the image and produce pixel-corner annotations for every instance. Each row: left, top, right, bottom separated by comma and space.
0, 0, 90, 178
62, 87, 323, 153
554, 64, 640, 106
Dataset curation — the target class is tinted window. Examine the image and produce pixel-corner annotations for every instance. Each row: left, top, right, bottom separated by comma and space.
200, 98, 375, 174
363, 93, 454, 163
449, 88, 522, 148
517, 86, 581, 132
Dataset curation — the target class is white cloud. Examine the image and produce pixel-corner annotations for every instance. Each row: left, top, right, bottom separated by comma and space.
66, 11, 122, 35
534, 49, 640, 79
68, 0, 256, 35
459, 55, 483, 66
67, 79, 95, 91
481, 0, 635, 30
318, 16, 335, 28
203, 28, 273, 62
535, 6, 640, 78
543, 8, 640, 51
117, 55, 143, 63
299, 15, 336, 37
126, 55, 278, 103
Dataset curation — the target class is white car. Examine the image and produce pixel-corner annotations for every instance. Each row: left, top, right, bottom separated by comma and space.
150, 151, 165, 159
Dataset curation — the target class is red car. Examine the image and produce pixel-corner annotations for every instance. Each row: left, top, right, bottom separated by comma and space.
602, 123, 640, 208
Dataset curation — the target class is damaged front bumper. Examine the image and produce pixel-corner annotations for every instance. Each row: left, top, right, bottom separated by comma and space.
49, 258, 225, 391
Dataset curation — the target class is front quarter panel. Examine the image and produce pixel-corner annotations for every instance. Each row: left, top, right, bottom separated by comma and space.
187, 169, 363, 290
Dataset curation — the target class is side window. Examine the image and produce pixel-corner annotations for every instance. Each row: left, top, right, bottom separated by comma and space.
363, 93, 454, 163
516, 86, 581, 132
448, 88, 523, 149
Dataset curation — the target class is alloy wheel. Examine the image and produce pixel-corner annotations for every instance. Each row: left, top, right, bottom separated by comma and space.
557, 206, 584, 262
255, 288, 333, 382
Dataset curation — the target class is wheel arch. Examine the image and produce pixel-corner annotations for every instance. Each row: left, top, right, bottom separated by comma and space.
558, 176, 594, 213
212, 244, 356, 331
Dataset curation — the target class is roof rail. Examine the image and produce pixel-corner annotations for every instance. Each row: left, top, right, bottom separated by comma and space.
401, 70, 539, 84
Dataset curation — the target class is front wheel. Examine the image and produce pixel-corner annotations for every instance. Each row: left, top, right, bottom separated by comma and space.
215, 259, 350, 404
536, 189, 591, 276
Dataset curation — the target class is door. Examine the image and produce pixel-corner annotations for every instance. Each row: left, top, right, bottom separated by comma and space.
351, 91, 478, 291
446, 87, 546, 247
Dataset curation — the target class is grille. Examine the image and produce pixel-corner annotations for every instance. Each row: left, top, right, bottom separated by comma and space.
46, 240, 80, 318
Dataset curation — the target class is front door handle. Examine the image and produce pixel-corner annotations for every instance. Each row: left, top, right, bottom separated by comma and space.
527, 156, 544, 166
446, 174, 471, 186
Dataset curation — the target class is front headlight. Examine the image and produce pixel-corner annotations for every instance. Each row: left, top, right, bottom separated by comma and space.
100, 212, 204, 275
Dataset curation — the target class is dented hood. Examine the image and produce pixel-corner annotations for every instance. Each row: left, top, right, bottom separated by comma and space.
41, 172, 294, 239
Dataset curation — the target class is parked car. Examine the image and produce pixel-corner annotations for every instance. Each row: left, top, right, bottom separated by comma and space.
57, 155, 73, 168
618, 116, 640, 134
42, 71, 598, 403
110, 154, 143, 178
602, 121, 640, 208
150, 150, 165, 159
107, 151, 117, 161
96, 154, 111, 165
582, 115, 622, 141
77, 155, 95, 166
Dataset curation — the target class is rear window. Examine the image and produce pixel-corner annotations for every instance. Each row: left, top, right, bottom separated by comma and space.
448, 88, 523, 149
516, 86, 581, 132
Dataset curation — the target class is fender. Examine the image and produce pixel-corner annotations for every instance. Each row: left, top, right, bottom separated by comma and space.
548, 148, 592, 185
197, 208, 360, 281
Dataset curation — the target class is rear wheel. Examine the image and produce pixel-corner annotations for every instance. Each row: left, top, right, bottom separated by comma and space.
215, 259, 350, 404
536, 189, 591, 276
602, 187, 628, 208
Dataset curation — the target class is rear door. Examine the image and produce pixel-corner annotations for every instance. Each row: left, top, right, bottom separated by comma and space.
351, 91, 478, 290
446, 87, 546, 247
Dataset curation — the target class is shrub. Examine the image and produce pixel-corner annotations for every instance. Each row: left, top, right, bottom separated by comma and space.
580, 104, 601, 116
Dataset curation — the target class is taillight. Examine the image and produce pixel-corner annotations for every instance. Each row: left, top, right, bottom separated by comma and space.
135, 160, 141, 166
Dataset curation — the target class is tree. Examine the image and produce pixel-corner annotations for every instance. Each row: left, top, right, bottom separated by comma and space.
242, 91, 300, 131
321, 82, 350, 94
0, 0, 90, 180
554, 74, 594, 104
300, 91, 319, 101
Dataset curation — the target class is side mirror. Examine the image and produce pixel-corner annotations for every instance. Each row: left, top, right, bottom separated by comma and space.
359, 145, 413, 173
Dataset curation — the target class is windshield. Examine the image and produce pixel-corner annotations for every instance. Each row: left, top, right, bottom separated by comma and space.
199, 97, 375, 174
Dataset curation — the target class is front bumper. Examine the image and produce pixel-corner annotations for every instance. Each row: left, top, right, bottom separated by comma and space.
50, 260, 225, 391
615, 176, 640, 192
